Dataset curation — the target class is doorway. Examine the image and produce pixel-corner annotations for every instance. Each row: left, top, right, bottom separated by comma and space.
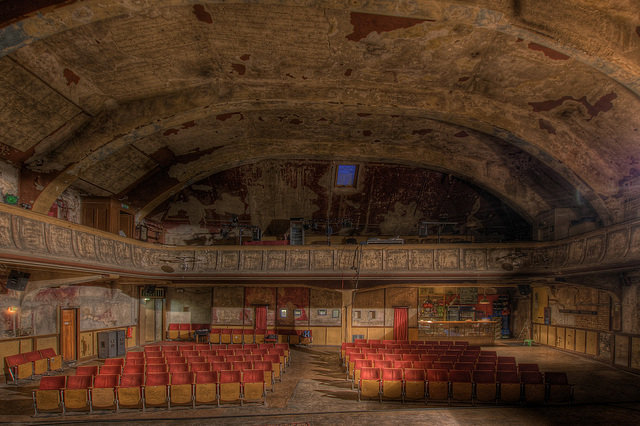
142, 298, 164, 344
60, 308, 79, 361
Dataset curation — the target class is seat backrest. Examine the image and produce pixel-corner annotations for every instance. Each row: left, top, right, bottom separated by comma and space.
521, 371, 544, 384
354, 359, 373, 369
66, 374, 92, 389
187, 356, 206, 363
373, 360, 392, 369
76, 365, 99, 376
125, 358, 145, 365
93, 374, 119, 388
104, 358, 125, 366
392, 360, 412, 370
169, 363, 189, 373
206, 355, 226, 363
449, 369, 472, 383
171, 371, 195, 385
384, 354, 402, 361
475, 363, 496, 371
182, 350, 199, 358
120, 373, 145, 387
439, 355, 458, 363
381, 368, 403, 381
190, 362, 211, 372
433, 361, 454, 371
167, 356, 186, 364
360, 367, 380, 380
39, 375, 66, 390
126, 351, 145, 359
518, 363, 540, 372
496, 371, 519, 384
122, 365, 144, 374
421, 354, 439, 362
39, 348, 58, 358
100, 365, 122, 375
233, 361, 253, 371
412, 361, 432, 371
454, 362, 475, 371
544, 372, 569, 385
458, 355, 478, 363
146, 372, 170, 386
24, 351, 43, 362
218, 349, 234, 356
146, 357, 166, 365
5, 353, 27, 367
243, 369, 264, 383
473, 370, 495, 384
361, 348, 377, 355
179, 323, 191, 331
220, 370, 242, 383
225, 355, 243, 362
427, 369, 449, 382
497, 363, 517, 372
211, 362, 232, 372
263, 354, 280, 364
168, 324, 179, 330
402, 354, 420, 362
497, 356, 516, 364
146, 364, 168, 373
195, 370, 218, 384
404, 368, 426, 381
479, 350, 497, 357
144, 346, 162, 353
162, 345, 178, 352
253, 360, 273, 372
366, 353, 384, 361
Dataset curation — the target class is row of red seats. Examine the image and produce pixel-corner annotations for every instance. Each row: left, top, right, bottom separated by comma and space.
357, 367, 574, 405
33, 369, 267, 415
5, 348, 63, 384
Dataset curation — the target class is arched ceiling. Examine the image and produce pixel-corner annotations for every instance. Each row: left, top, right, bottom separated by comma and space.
1, 0, 639, 233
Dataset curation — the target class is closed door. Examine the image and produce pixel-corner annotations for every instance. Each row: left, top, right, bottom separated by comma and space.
144, 299, 164, 343
61, 309, 76, 361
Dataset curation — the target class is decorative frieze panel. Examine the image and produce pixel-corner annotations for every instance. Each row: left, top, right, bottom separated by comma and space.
1, 205, 640, 279
265, 251, 286, 271
385, 249, 409, 270
409, 249, 434, 270
46, 224, 74, 257
241, 250, 263, 270
0, 212, 14, 248
73, 231, 97, 260
435, 249, 460, 270
220, 251, 240, 270
13, 217, 47, 253
310, 250, 333, 270
287, 250, 310, 271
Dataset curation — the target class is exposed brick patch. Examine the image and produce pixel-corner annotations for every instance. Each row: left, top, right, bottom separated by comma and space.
528, 92, 617, 121
528, 42, 570, 60
346, 12, 433, 42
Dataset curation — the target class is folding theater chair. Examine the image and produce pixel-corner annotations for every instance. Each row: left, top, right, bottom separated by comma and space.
39, 348, 63, 372
209, 328, 221, 344
263, 354, 283, 382
123, 364, 145, 375
358, 367, 381, 402
190, 362, 212, 373
521, 371, 546, 404
167, 324, 180, 340
426, 369, 450, 404
254, 360, 275, 392
244, 329, 255, 345
169, 371, 195, 409
220, 329, 232, 345
449, 369, 473, 404
33, 375, 67, 415
178, 324, 191, 340
497, 371, 522, 404
545, 372, 574, 404
169, 363, 189, 373
117, 373, 145, 410
100, 365, 123, 375
6, 353, 33, 384
518, 363, 540, 373
403, 368, 427, 402
275, 343, 290, 366
63, 375, 93, 413
194, 371, 219, 407
105, 358, 125, 366
145, 372, 170, 409
89, 374, 120, 412
146, 364, 168, 374
352, 359, 373, 390
219, 370, 243, 406
380, 368, 403, 402
243, 369, 267, 405
24, 351, 49, 376
473, 370, 498, 404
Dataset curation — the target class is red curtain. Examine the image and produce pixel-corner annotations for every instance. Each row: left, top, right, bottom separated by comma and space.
255, 306, 267, 331
393, 307, 408, 341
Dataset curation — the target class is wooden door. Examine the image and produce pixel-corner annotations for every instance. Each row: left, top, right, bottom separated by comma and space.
61, 308, 77, 361
143, 298, 164, 343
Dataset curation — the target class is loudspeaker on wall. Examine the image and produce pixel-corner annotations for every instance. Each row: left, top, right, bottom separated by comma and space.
517, 284, 531, 295
6, 270, 30, 291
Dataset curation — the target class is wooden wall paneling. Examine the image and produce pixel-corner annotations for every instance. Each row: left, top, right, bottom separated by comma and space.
540, 325, 548, 345
36, 336, 58, 352
368, 328, 385, 341
548, 326, 556, 348
614, 335, 630, 367
351, 327, 368, 341
575, 329, 586, 353
631, 337, 640, 370
0, 340, 20, 382
556, 327, 565, 349
586, 331, 598, 356
19, 339, 33, 353
533, 324, 541, 343
565, 328, 575, 351
310, 327, 326, 346
326, 327, 342, 346
80, 332, 93, 358
408, 327, 419, 342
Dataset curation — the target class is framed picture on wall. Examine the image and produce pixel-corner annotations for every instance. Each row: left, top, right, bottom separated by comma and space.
294, 309, 302, 317
318, 309, 327, 316
332, 309, 340, 318
280, 309, 287, 318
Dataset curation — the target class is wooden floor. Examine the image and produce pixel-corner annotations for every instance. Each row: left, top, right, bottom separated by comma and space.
2, 342, 640, 425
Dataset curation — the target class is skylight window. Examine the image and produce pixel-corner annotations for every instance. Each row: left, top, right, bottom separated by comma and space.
335, 164, 358, 187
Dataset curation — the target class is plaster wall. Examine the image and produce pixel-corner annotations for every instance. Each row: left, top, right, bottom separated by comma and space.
166, 287, 212, 325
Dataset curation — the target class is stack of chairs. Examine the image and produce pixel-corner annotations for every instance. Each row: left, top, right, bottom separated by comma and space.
343, 339, 574, 405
